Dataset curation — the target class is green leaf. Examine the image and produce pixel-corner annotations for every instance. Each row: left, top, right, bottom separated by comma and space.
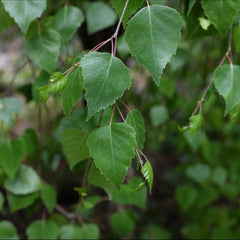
150, 105, 169, 127
81, 52, 131, 119
0, 2, 14, 35
229, 104, 240, 125
59, 224, 99, 240
140, 224, 170, 239
25, 29, 61, 73
175, 185, 198, 211
2, 0, 46, 34
233, 24, 240, 52
187, 0, 197, 15
61, 129, 89, 169
130, 181, 146, 192
52, 6, 84, 44
86, 2, 117, 35
110, 210, 135, 237
214, 65, 240, 115
180, 114, 202, 139
0, 139, 24, 179
196, 186, 218, 208
61, 65, 83, 119
126, 109, 145, 149
26, 220, 59, 240
7, 192, 39, 213
40, 185, 57, 213
117, 35, 130, 58
20, 129, 39, 161
111, 0, 144, 28
125, 5, 183, 85
201, 0, 240, 36
0, 221, 18, 240
185, 163, 211, 184
0, 191, 4, 211
32, 71, 50, 104
141, 161, 153, 194
88, 163, 116, 200
211, 167, 227, 186
0, 97, 22, 126
38, 72, 68, 103
112, 177, 147, 210
4, 165, 42, 195
87, 123, 136, 189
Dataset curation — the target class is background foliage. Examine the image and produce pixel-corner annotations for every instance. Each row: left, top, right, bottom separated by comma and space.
1, 0, 240, 239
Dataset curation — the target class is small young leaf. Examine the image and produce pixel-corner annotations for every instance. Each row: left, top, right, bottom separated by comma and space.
214, 65, 240, 115
141, 161, 153, 194
61, 65, 83, 119
0, 139, 24, 179
81, 52, 131, 119
4, 165, 42, 195
130, 181, 146, 192
86, 2, 117, 35
126, 109, 145, 149
52, 6, 84, 44
87, 123, 136, 189
111, 0, 144, 28
110, 210, 135, 237
25, 29, 61, 73
125, 5, 183, 85
40, 185, 57, 213
7, 192, 39, 213
59, 224, 99, 240
38, 72, 67, 103
0, 221, 18, 239
26, 220, 59, 240
201, 0, 240, 36
2, 0, 46, 34
61, 129, 89, 169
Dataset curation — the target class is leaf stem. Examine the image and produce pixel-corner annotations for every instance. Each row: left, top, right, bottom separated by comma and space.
135, 147, 143, 167
112, 0, 130, 55
109, 104, 116, 126
146, 0, 150, 7
115, 103, 126, 123
117, 99, 131, 112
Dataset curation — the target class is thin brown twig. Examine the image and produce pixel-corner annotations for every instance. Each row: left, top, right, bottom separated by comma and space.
135, 147, 143, 167
109, 105, 116, 126
115, 103, 126, 123
117, 99, 131, 112
82, 158, 92, 190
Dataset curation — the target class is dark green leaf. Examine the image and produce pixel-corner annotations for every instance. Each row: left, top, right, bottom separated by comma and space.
52, 6, 84, 44
175, 185, 198, 211
61, 65, 83, 119
125, 5, 183, 85
81, 52, 131, 119
87, 123, 136, 189
86, 2, 117, 34
0, 139, 24, 179
0, 2, 14, 35
150, 105, 169, 127
214, 65, 240, 115
126, 109, 145, 149
4, 165, 42, 195
111, 0, 144, 28
25, 29, 61, 73
26, 220, 59, 239
61, 128, 89, 169
0, 191, 4, 211
7, 192, 39, 213
112, 177, 147, 210
201, 0, 240, 36
88, 163, 116, 200
2, 0, 46, 34
0, 221, 18, 239
40, 185, 57, 213
110, 210, 135, 237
